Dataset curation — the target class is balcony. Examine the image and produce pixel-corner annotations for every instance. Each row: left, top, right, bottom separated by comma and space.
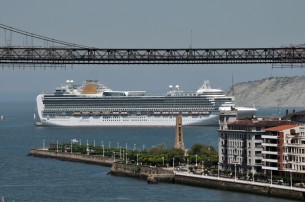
262, 135, 278, 139
262, 158, 278, 163
262, 143, 278, 147
262, 166, 278, 171
262, 151, 278, 155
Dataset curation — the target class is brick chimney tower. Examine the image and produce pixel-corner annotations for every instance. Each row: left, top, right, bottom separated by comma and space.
174, 116, 185, 150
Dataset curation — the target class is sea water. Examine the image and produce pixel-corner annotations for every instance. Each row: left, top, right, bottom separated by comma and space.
0, 102, 302, 201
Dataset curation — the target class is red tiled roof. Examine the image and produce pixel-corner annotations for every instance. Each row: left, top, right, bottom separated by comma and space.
265, 124, 298, 132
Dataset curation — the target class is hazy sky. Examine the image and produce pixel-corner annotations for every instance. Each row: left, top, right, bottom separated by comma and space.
1, 0, 305, 102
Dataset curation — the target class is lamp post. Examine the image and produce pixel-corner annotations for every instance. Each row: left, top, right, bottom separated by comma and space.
195, 154, 198, 166
173, 158, 175, 170
70, 140, 73, 154
113, 152, 115, 162
162, 157, 164, 166
125, 142, 128, 150
126, 152, 128, 164
252, 166, 255, 183
234, 163, 237, 182
218, 163, 220, 179
120, 147, 122, 159
187, 158, 189, 170
270, 170, 272, 186
86, 140, 89, 155
290, 171, 292, 189
137, 154, 139, 165
56, 140, 58, 153
102, 144, 104, 157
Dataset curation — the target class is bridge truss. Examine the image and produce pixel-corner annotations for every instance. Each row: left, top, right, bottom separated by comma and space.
0, 47, 304, 65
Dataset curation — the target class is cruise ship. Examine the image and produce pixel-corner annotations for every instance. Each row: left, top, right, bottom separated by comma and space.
36, 80, 256, 127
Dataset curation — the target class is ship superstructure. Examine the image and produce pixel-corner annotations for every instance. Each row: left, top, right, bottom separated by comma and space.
36, 80, 256, 126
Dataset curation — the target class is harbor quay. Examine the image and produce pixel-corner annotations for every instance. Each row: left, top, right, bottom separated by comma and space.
29, 148, 305, 201
29, 148, 113, 167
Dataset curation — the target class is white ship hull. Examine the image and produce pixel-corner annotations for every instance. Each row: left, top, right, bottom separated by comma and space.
38, 114, 220, 127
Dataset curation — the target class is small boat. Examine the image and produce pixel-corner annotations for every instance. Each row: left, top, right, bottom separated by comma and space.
0, 114, 4, 120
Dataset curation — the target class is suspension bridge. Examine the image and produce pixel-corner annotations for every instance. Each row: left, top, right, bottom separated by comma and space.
0, 24, 304, 66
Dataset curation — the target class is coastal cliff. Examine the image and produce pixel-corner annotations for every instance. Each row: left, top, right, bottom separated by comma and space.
226, 76, 305, 107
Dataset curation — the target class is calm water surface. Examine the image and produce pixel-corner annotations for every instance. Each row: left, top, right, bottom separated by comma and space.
0, 102, 302, 201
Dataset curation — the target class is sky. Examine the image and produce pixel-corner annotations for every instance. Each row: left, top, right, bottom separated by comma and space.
0, 0, 305, 102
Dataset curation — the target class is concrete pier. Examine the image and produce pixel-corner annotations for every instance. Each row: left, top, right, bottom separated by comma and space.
29, 148, 113, 166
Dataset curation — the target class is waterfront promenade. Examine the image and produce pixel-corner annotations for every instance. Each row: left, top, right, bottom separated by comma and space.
29, 148, 305, 201
175, 171, 305, 193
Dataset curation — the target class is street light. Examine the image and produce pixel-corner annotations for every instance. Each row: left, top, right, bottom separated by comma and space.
56, 140, 58, 152
126, 152, 128, 164
162, 157, 164, 166
125, 143, 128, 150
234, 163, 237, 182
70, 140, 73, 154
137, 154, 139, 165
86, 140, 89, 155
102, 144, 105, 157
173, 158, 175, 170
195, 154, 198, 166
113, 152, 116, 162
120, 147, 122, 159
290, 171, 292, 189
218, 162, 220, 179
270, 170, 273, 186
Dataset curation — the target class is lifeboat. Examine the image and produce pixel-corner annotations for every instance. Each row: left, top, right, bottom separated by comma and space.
82, 112, 91, 116
73, 112, 81, 116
